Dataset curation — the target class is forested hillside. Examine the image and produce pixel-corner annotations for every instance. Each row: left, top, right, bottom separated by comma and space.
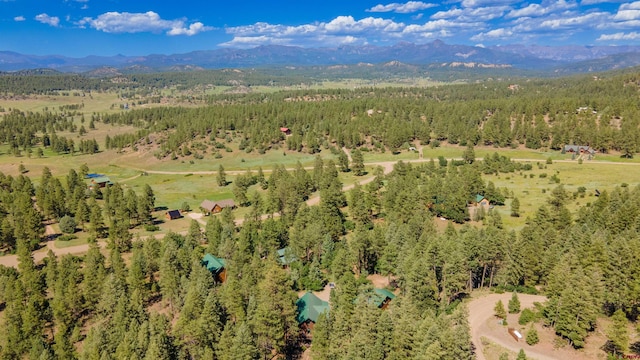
1, 69, 640, 359
2, 69, 639, 159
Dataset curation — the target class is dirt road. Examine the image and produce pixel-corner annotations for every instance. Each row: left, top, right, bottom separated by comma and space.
468, 292, 590, 360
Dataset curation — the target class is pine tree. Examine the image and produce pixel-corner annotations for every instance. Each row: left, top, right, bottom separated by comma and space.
516, 349, 527, 360
607, 309, 628, 354
526, 326, 539, 345
217, 165, 227, 187
494, 300, 507, 320
351, 148, 365, 176
511, 197, 521, 217
508, 292, 521, 314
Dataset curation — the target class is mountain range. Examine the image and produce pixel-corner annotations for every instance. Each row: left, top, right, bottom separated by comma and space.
1, 40, 639, 74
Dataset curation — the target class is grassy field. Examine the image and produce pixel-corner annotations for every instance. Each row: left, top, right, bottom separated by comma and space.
3, 87, 640, 247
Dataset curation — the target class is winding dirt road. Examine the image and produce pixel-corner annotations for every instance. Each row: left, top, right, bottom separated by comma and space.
468, 292, 594, 360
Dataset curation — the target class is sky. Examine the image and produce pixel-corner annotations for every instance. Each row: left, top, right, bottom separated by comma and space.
0, 0, 639, 57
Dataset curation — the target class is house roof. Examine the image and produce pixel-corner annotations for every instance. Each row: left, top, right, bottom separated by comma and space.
202, 253, 226, 275
563, 145, 595, 154
167, 210, 181, 218
201, 199, 216, 211
296, 292, 329, 324
91, 176, 112, 184
216, 199, 236, 208
277, 247, 297, 266
475, 194, 485, 203
371, 288, 396, 307
280, 127, 290, 132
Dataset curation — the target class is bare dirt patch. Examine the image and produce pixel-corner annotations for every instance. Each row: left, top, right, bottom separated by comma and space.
468, 291, 607, 360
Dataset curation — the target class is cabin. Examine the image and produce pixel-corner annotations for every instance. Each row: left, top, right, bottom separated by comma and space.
370, 288, 396, 309
200, 199, 236, 215
357, 288, 396, 309
563, 145, 595, 155
165, 209, 181, 220
202, 253, 227, 283
475, 194, 490, 208
277, 247, 297, 268
280, 127, 291, 135
89, 175, 113, 189
296, 292, 330, 334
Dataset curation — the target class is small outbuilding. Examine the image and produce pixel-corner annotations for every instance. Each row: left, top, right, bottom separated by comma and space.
280, 127, 291, 135
165, 210, 181, 220
277, 247, 297, 268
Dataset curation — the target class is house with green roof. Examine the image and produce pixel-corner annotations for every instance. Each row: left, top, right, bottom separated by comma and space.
296, 292, 329, 333
371, 288, 396, 309
475, 194, 490, 207
202, 253, 227, 283
277, 247, 297, 268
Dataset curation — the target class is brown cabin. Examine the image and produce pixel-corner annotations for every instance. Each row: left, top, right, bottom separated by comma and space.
280, 127, 291, 135
200, 199, 236, 215
165, 210, 181, 220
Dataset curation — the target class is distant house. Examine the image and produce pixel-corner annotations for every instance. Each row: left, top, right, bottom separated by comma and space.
475, 194, 490, 208
563, 145, 595, 155
296, 292, 330, 333
277, 247, 297, 268
165, 210, 181, 220
90, 176, 113, 189
200, 199, 236, 215
202, 253, 227, 283
280, 127, 291, 135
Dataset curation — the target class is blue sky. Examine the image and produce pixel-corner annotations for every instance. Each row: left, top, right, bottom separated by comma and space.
1, 0, 639, 57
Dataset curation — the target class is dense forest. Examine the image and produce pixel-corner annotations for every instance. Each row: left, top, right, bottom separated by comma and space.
2, 69, 640, 359
1, 156, 640, 358
2, 69, 639, 160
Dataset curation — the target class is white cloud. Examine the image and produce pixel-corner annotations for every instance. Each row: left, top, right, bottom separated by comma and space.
167, 22, 211, 36
35, 14, 60, 27
461, 0, 519, 9
471, 28, 513, 41
433, 5, 509, 21
13, 16, 25, 21
367, 1, 437, 13
506, 1, 576, 18
537, 12, 609, 29
614, 2, 640, 20
597, 31, 640, 40
79, 11, 211, 36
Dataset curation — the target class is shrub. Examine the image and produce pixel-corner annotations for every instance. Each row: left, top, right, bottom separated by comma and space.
59, 215, 76, 234
58, 234, 77, 242
144, 224, 159, 232
526, 327, 539, 345
519, 308, 536, 325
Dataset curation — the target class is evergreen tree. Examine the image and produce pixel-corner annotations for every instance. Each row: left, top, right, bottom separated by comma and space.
494, 300, 507, 320
217, 165, 227, 187
526, 326, 539, 345
508, 292, 521, 314
607, 309, 628, 354
511, 197, 521, 217
351, 148, 365, 176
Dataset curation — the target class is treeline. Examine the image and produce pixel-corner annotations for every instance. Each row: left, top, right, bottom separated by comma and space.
77, 70, 640, 158
0, 109, 99, 155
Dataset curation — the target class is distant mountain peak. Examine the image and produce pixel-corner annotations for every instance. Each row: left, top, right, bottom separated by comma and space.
0, 42, 638, 74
